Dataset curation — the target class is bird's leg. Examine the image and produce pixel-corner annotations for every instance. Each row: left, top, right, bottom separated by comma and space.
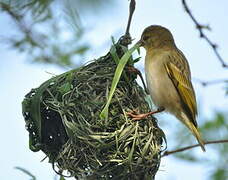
127, 107, 165, 121
126, 66, 149, 94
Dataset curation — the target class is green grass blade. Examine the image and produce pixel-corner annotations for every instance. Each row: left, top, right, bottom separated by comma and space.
15, 167, 36, 180
59, 175, 66, 180
100, 43, 140, 120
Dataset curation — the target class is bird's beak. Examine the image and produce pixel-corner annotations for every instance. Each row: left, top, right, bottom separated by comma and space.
136, 39, 144, 47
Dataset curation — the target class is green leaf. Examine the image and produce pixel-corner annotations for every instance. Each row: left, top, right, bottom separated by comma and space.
59, 175, 66, 180
111, 36, 116, 44
61, 114, 76, 138
201, 112, 226, 131
137, 46, 141, 55
174, 153, 198, 162
133, 57, 141, 63
128, 122, 138, 162
142, 128, 153, 157
211, 168, 227, 180
58, 82, 71, 94
110, 44, 120, 64
99, 43, 141, 121
15, 167, 36, 180
73, 46, 89, 54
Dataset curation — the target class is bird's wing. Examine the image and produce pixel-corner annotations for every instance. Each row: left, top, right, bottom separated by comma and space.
164, 50, 198, 126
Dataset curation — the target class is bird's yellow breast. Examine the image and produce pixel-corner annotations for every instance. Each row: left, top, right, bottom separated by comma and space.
144, 51, 182, 114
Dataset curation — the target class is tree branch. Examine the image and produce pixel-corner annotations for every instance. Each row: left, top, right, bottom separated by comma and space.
119, 0, 136, 46
0, 2, 45, 48
162, 139, 228, 157
182, 0, 228, 68
125, 0, 136, 36
193, 78, 228, 87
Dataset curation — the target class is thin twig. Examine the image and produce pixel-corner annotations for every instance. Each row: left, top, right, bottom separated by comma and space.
193, 78, 228, 87
125, 0, 136, 36
182, 0, 228, 68
119, 0, 136, 46
162, 139, 228, 157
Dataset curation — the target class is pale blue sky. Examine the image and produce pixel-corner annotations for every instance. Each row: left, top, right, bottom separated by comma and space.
0, 0, 227, 179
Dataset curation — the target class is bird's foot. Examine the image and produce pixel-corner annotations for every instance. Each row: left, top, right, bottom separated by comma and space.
127, 107, 165, 121
126, 66, 140, 74
126, 66, 149, 94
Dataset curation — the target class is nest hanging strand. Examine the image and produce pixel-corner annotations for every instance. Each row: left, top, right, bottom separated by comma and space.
22, 41, 165, 179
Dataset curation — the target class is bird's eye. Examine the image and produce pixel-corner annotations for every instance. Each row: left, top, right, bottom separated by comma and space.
143, 36, 149, 41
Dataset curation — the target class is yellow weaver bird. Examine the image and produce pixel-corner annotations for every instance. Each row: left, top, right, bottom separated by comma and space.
129, 25, 206, 151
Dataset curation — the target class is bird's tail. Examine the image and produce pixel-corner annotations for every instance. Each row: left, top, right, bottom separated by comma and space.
181, 113, 206, 152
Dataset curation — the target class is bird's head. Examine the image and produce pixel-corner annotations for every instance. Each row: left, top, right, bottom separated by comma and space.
138, 25, 175, 50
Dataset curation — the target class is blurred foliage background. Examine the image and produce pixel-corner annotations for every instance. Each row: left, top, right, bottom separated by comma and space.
0, 0, 115, 67
0, 0, 227, 179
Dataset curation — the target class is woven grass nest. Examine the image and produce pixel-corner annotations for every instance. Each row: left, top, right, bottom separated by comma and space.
22, 41, 165, 180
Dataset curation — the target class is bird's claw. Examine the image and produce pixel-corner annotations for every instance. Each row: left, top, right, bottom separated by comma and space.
126, 66, 140, 74
127, 111, 149, 121
126, 67, 149, 94
127, 107, 165, 121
